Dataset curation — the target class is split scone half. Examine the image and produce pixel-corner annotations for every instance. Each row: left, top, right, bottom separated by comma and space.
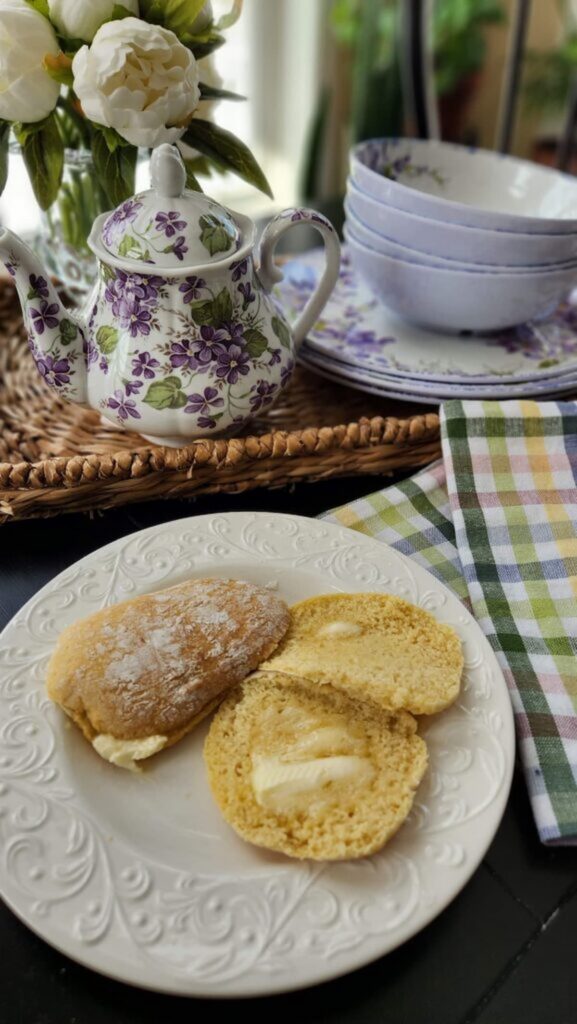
46, 578, 290, 771
260, 592, 464, 715
204, 670, 428, 860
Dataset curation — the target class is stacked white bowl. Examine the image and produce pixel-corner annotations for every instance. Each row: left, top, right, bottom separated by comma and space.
345, 138, 577, 332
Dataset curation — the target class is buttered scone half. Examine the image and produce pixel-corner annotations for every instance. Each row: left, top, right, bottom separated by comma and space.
204, 670, 427, 860
46, 578, 290, 771
260, 592, 463, 716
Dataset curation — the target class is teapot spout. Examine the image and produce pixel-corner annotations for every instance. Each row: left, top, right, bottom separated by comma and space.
0, 228, 88, 403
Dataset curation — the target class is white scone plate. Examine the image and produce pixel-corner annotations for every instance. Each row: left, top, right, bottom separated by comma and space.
0, 512, 514, 997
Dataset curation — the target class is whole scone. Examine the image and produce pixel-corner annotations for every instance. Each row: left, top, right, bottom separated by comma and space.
46, 578, 290, 770
261, 592, 463, 715
204, 670, 428, 860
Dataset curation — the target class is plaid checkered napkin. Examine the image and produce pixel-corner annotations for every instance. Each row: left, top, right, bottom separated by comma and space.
323, 399, 577, 846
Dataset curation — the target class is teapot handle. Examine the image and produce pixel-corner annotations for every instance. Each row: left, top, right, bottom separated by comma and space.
256, 209, 341, 351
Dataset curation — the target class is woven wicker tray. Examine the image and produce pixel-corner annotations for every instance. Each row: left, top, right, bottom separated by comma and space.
0, 279, 440, 522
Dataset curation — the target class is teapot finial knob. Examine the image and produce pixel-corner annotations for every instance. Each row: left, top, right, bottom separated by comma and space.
150, 144, 186, 199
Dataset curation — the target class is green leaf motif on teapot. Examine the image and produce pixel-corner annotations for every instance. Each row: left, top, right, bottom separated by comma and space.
272, 316, 291, 349
143, 376, 188, 411
189, 287, 233, 327
96, 325, 120, 355
59, 318, 78, 346
244, 328, 268, 358
198, 213, 236, 257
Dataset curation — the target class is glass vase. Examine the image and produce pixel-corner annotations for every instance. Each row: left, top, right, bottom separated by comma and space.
39, 148, 109, 299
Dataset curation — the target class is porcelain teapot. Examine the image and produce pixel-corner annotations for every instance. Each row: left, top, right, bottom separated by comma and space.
0, 145, 340, 445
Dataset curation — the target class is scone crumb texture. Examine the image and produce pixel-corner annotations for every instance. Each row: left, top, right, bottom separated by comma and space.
262, 592, 463, 715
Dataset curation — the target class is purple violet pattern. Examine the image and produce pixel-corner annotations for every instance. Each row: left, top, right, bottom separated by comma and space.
195, 325, 228, 363
172, 237, 188, 262
238, 281, 256, 306
215, 344, 251, 384
85, 338, 99, 366
231, 259, 248, 282
31, 301, 60, 335
280, 359, 295, 389
29, 274, 50, 299
102, 199, 142, 247
87, 250, 299, 434
107, 389, 141, 420
249, 379, 277, 410
37, 354, 71, 387
132, 352, 160, 378
223, 321, 245, 346
118, 299, 153, 337
155, 211, 187, 238
179, 276, 206, 303
170, 338, 202, 372
184, 386, 224, 415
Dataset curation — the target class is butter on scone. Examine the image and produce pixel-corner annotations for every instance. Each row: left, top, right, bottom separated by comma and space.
46, 578, 290, 770
260, 592, 463, 715
204, 671, 428, 860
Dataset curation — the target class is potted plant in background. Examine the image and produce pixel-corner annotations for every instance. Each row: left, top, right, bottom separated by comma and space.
302, 0, 506, 207
0, 0, 269, 295
523, 0, 577, 171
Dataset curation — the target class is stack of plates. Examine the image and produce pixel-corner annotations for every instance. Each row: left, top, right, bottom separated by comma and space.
276, 249, 577, 404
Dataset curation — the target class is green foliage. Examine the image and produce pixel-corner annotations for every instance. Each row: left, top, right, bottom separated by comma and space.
144, 377, 188, 410
183, 159, 203, 192
0, 123, 10, 199
189, 287, 233, 324
243, 328, 268, 357
14, 114, 64, 211
183, 120, 272, 197
524, 39, 577, 114
199, 214, 234, 256
524, 3, 577, 114
43, 54, 74, 88
330, 0, 506, 99
96, 326, 119, 354
24, 0, 50, 17
199, 82, 245, 102
138, 0, 206, 33
434, 0, 506, 96
59, 318, 78, 345
271, 316, 291, 349
110, 4, 138, 19
92, 129, 137, 207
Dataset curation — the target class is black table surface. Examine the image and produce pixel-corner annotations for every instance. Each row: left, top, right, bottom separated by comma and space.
2, 477, 576, 1024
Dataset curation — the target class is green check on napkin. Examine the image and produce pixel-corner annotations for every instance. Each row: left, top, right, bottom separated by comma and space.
324, 399, 577, 846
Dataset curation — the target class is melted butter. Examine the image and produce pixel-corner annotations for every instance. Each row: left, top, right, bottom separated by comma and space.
317, 620, 362, 638
92, 733, 167, 772
252, 754, 374, 812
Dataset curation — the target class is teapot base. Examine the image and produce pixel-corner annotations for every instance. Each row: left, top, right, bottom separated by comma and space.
140, 430, 245, 448
141, 432, 197, 448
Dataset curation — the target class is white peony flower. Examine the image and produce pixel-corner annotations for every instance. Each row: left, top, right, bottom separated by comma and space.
72, 17, 201, 148
0, 0, 60, 123
48, 0, 139, 43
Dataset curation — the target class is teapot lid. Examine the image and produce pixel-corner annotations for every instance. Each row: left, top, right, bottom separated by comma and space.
100, 144, 242, 269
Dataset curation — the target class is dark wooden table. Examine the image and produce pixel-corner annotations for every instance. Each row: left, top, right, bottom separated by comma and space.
1, 477, 576, 1024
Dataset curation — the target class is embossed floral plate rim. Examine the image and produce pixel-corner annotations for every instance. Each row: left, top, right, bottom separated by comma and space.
278, 249, 577, 385
0, 512, 515, 997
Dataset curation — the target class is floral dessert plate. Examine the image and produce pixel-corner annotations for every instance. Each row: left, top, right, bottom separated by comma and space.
0, 513, 514, 997
297, 351, 577, 406
300, 346, 577, 400
276, 249, 577, 385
